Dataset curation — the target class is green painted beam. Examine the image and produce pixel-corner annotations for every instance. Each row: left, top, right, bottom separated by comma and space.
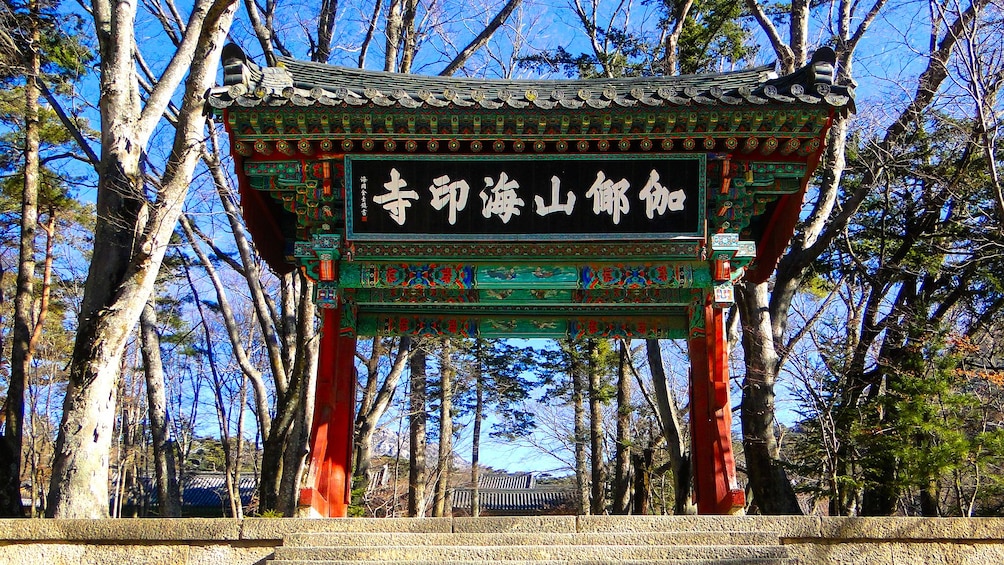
354, 312, 690, 339
338, 262, 714, 290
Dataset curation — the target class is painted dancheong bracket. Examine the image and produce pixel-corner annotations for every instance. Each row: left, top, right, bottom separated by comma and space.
708, 232, 757, 307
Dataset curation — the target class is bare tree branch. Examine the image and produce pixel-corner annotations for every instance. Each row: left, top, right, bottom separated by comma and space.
744, 0, 795, 73
244, 0, 279, 65
358, 0, 384, 68
439, 0, 522, 76
179, 213, 274, 439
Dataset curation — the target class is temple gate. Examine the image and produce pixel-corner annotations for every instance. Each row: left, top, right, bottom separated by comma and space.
210, 46, 852, 517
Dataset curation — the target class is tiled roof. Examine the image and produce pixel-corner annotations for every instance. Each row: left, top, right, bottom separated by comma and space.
209, 46, 853, 112
452, 473, 575, 513
125, 473, 257, 508
478, 472, 535, 490
452, 488, 576, 513
180, 473, 257, 507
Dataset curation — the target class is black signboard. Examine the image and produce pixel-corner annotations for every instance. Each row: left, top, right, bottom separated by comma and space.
345, 154, 705, 241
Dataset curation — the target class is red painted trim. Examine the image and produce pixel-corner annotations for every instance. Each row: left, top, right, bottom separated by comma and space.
745, 112, 835, 283
239, 175, 294, 274
744, 190, 804, 283
223, 113, 295, 274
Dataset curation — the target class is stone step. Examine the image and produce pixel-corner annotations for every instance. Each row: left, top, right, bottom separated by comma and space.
282, 531, 781, 547
271, 544, 789, 562
267, 559, 795, 565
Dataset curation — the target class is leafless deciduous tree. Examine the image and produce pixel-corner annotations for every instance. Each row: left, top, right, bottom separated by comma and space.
646, 339, 695, 514
438, 0, 524, 76
45, 0, 238, 518
138, 301, 182, 517
950, 0, 1004, 223
738, 0, 990, 514
408, 345, 428, 517
353, 337, 412, 502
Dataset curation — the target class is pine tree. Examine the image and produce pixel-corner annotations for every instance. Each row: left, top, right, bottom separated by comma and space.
0, 0, 91, 516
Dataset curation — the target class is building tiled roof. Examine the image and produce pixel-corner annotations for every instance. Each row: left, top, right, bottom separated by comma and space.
125, 473, 257, 509
179, 473, 257, 507
478, 472, 535, 490
452, 473, 575, 514
209, 46, 854, 113
452, 488, 576, 513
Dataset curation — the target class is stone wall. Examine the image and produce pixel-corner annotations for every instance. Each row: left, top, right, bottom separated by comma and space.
576, 515, 1004, 564
1, 516, 1003, 565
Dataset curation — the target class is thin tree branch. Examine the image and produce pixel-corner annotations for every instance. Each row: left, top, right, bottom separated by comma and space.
439, 0, 522, 76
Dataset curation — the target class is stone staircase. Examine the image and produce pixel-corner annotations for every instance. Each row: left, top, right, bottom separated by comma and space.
266, 517, 796, 565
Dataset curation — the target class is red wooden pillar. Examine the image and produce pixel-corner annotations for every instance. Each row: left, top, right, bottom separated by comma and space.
299, 307, 357, 517
688, 301, 745, 514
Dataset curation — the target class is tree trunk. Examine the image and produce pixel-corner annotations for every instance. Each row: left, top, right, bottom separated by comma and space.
432, 339, 453, 517
384, 0, 403, 72
0, 258, 8, 515
114, 358, 143, 518
788, 0, 809, 70
736, 282, 802, 514
646, 339, 695, 514
278, 283, 317, 517
261, 273, 318, 512
279, 393, 309, 516
46, 0, 238, 518
1, 3, 39, 516
408, 345, 427, 517
920, 475, 939, 517
612, 342, 632, 514
232, 372, 248, 519
588, 340, 605, 515
471, 343, 484, 517
356, 338, 386, 459
860, 455, 897, 515
313, 0, 338, 62
398, 0, 418, 73
661, 0, 693, 75
358, 0, 383, 68
632, 448, 653, 515
139, 301, 182, 517
571, 344, 589, 514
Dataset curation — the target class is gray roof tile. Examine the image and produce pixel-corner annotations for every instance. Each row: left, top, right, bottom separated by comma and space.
452, 488, 576, 513
125, 473, 256, 508
452, 473, 575, 513
210, 45, 854, 112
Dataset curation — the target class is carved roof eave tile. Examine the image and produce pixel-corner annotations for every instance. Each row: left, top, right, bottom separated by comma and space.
211, 44, 855, 114
531, 98, 557, 110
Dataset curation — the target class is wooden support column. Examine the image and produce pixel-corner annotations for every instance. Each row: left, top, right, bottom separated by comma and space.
299, 307, 357, 517
688, 300, 745, 514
